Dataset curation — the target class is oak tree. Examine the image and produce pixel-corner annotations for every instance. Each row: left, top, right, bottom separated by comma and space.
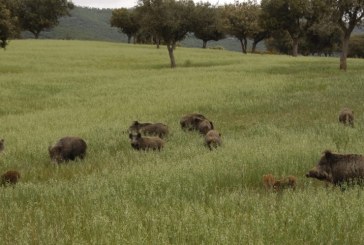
14, 0, 74, 39
111, 8, 140, 44
137, 0, 195, 68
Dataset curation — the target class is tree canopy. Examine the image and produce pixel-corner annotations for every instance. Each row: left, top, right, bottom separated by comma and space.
137, 0, 195, 68
261, 0, 311, 56
191, 2, 225, 48
13, 0, 74, 39
222, 1, 261, 54
110, 8, 140, 43
0, 0, 18, 49
330, 0, 364, 70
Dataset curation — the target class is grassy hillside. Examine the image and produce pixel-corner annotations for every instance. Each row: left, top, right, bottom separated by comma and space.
1, 40, 364, 243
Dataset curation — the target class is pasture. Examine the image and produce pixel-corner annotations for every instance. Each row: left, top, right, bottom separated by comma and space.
1, 40, 364, 244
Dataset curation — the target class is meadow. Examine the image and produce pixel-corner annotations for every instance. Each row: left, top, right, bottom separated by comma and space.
1, 40, 364, 244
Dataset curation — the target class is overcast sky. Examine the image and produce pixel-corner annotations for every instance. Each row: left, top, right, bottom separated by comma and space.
72, 0, 236, 9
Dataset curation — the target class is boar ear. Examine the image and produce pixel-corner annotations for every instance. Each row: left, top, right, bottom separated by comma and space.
129, 133, 133, 139
0, 139, 3, 143
323, 150, 333, 159
210, 121, 214, 129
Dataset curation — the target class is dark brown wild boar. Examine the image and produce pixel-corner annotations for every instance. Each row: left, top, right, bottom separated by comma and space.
338, 107, 354, 127
204, 130, 222, 150
128, 121, 152, 133
180, 113, 206, 131
129, 121, 169, 138
1, 170, 20, 186
0, 138, 4, 153
306, 150, 364, 185
197, 119, 214, 135
129, 133, 164, 151
49, 137, 87, 164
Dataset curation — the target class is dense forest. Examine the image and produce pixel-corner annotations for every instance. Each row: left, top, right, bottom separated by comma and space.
20, 6, 261, 52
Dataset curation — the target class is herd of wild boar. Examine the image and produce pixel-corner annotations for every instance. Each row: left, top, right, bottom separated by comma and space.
1, 108, 364, 190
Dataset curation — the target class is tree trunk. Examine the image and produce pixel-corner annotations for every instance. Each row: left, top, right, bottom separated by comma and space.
202, 40, 207, 49
32, 31, 40, 39
239, 38, 247, 54
252, 42, 257, 53
127, 35, 132, 44
167, 44, 176, 68
340, 35, 350, 71
292, 38, 298, 57
156, 36, 160, 49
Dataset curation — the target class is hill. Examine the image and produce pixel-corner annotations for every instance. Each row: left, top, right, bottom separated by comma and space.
21, 7, 127, 42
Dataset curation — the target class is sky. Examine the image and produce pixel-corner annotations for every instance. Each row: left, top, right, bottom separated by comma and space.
72, 0, 236, 9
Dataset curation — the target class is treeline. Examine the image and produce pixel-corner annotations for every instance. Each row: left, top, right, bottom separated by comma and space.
111, 0, 364, 69
1, 0, 364, 69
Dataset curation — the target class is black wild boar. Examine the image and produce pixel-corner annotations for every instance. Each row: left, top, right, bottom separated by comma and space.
197, 119, 214, 135
49, 137, 87, 164
129, 121, 169, 138
1, 170, 20, 186
205, 130, 222, 150
338, 108, 354, 127
180, 113, 206, 131
129, 133, 164, 151
306, 150, 364, 185
0, 138, 4, 153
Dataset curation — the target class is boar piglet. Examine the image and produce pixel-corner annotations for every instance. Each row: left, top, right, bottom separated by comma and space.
263, 174, 296, 191
1, 170, 20, 186
205, 130, 222, 150
0, 138, 4, 153
129, 133, 164, 151
338, 107, 354, 127
49, 137, 87, 164
306, 150, 364, 186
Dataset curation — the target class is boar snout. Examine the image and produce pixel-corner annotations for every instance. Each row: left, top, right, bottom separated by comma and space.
306, 168, 330, 181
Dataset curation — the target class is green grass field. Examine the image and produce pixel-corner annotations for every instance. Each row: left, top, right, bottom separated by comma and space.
1, 40, 364, 244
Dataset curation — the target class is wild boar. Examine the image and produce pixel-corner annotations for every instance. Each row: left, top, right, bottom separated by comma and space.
129, 121, 169, 138
338, 108, 354, 127
273, 176, 297, 191
128, 121, 152, 133
0, 139, 4, 153
49, 136, 87, 164
263, 174, 296, 191
129, 133, 164, 151
262, 174, 276, 191
197, 119, 214, 135
306, 150, 364, 185
1, 170, 20, 186
205, 130, 222, 150
180, 113, 206, 131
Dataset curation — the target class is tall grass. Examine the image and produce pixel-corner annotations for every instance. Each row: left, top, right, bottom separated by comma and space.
1, 40, 364, 244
